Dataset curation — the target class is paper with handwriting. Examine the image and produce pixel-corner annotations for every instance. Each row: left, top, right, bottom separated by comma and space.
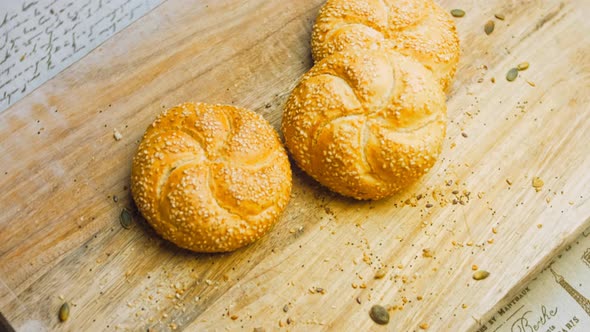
473, 227, 590, 332
0, 0, 163, 113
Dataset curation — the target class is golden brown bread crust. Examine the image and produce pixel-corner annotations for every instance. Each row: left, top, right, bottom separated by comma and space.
311, 0, 460, 92
281, 48, 446, 200
131, 103, 292, 252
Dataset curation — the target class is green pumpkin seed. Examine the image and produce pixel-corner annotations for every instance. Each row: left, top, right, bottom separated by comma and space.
484, 20, 495, 35
120, 208, 133, 229
506, 68, 519, 82
369, 305, 390, 325
473, 270, 490, 280
59, 302, 70, 322
451, 9, 465, 18
517, 62, 530, 71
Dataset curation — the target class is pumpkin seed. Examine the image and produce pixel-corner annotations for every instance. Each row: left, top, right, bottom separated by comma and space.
517, 62, 530, 71
369, 305, 389, 325
450, 9, 465, 17
58, 302, 70, 322
473, 270, 490, 280
484, 20, 495, 35
494, 13, 505, 20
120, 208, 133, 229
506, 68, 519, 81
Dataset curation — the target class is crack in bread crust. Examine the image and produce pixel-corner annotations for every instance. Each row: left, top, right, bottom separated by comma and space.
156, 157, 200, 200
359, 118, 384, 183
157, 159, 200, 221
210, 148, 285, 219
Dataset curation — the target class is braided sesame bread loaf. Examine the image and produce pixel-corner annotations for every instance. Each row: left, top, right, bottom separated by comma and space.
311, 0, 459, 92
281, 48, 446, 200
131, 103, 292, 252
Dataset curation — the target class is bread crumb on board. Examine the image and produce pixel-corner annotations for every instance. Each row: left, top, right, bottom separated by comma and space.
532, 176, 544, 192
113, 128, 123, 141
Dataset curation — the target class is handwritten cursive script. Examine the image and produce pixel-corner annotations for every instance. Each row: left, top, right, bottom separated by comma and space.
511, 305, 558, 332
0, 0, 162, 112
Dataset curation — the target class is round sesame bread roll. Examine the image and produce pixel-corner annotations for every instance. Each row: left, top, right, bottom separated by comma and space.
281, 48, 446, 200
131, 103, 292, 252
311, 0, 460, 92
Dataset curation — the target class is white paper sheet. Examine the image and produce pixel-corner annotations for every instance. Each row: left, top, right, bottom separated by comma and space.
472, 227, 590, 332
0, 0, 163, 113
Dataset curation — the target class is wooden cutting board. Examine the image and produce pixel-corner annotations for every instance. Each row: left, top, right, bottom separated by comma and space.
1, 0, 589, 330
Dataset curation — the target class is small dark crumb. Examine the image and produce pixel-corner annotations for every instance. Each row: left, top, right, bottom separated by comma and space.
356, 297, 362, 304
265, 103, 271, 108
425, 203, 433, 208
461, 132, 468, 138
113, 195, 118, 203
283, 304, 289, 313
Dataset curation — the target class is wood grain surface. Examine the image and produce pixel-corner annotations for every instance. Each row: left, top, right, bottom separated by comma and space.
1, 0, 589, 331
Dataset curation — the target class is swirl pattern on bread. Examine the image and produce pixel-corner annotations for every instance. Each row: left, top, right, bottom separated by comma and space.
311, 0, 459, 91
282, 48, 446, 200
132, 103, 292, 252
